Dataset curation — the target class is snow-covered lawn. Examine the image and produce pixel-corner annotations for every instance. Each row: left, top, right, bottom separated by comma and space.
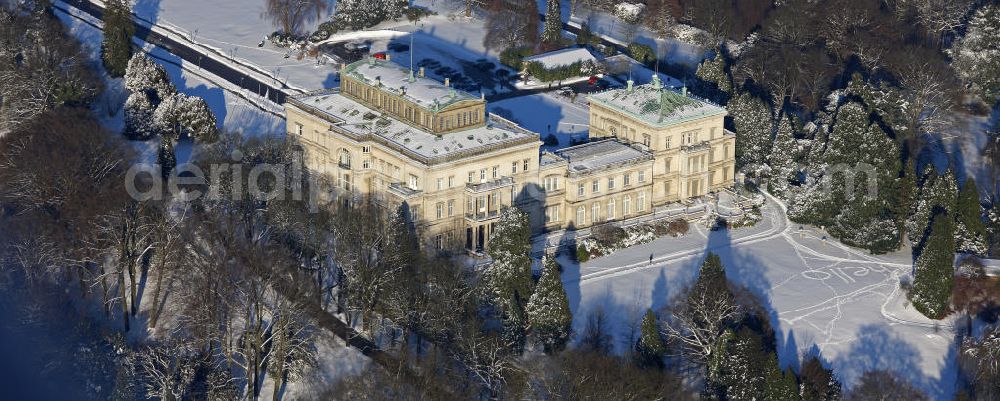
489, 91, 590, 148
560, 193, 958, 399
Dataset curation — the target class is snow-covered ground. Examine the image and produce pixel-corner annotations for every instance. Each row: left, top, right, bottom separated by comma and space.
489, 91, 590, 148
55, 2, 285, 162
560, 193, 958, 399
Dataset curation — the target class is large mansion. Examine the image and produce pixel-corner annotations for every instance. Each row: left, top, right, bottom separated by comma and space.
284, 57, 736, 252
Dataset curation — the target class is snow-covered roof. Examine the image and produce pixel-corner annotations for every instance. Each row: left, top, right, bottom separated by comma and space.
554, 139, 652, 175
289, 90, 538, 165
587, 82, 726, 128
523, 47, 599, 70
342, 58, 480, 111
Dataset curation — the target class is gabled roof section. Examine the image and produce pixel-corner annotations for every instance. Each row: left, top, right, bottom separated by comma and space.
587, 83, 726, 128
342, 58, 480, 111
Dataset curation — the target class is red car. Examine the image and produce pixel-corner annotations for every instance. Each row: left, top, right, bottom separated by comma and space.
373, 52, 387, 60
587, 75, 598, 85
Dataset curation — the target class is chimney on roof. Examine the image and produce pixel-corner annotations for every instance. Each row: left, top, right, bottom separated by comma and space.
651, 74, 661, 89
339, 62, 346, 73
444, 77, 450, 87
627, 79, 634, 92
418, 67, 425, 77
681, 86, 687, 96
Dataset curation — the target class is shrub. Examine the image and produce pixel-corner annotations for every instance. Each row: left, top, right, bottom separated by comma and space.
591, 223, 627, 248
577, 244, 591, 263
576, 23, 602, 47
628, 43, 655, 65
500, 47, 534, 70
525, 60, 584, 82
668, 219, 689, 236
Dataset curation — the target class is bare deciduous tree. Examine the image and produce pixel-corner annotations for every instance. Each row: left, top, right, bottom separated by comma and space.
263, 0, 328, 36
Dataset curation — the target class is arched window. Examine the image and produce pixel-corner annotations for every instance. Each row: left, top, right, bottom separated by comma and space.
577, 206, 586, 225
338, 149, 351, 168
592, 202, 600, 223
607, 198, 616, 220
623, 195, 631, 216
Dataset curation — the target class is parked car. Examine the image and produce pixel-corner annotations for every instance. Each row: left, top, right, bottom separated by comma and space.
557, 86, 574, 97
373, 52, 387, 60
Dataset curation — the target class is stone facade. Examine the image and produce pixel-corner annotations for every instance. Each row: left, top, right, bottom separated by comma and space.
284, 58, 736, 253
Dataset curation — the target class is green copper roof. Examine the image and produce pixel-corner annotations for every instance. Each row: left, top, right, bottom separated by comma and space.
588, 83, 726, 128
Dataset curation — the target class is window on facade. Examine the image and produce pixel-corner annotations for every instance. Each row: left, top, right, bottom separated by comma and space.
608, 177, 616, 190
448, 199, 455, 216
638, 170, 646, 182
577, 206, 586, 224
623, 173, 631, 186
664, 157, 672, 172
295, 123, 303, 135
665, 136, 671, 149
546, 206, 560, 223
362, 159, 370, 169
511, 161, 518, 174
642, 134, 651, 147
578, 183, 585, 197
436, 202, 444, 219
492, 166, 499, 179
468, 171, 474, 183
435, 234, 443, 250
664, 181, 672, 196
437, 178, 444, 190
592, 180, 600, 193
638, 192, 646, 211
362, 145, 371, 153
480, 169, 487, 182
607, 199, 616, 220
623, 195, 631, 216
609, 126, 617, 137
448, 176, 455, 188
592, 202, 600, 222
412, 206, 420, 221
544, 176, 559, 191
339, 149, 351, 167
523, 159, 530, 172
724, 143, 730, 158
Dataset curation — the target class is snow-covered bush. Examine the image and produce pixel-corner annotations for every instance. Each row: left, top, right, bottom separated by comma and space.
614, 2, 644, 24
153, 93, 219, 142
124, 53, 176, 103
949, 5, 1000, 105
123, 90, 157, 140
332, 0, 407, 31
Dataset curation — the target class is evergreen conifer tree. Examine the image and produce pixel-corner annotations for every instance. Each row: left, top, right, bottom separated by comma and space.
728, 91, 774, 174
486, 207, 534, 353
526, 258, 572, 354
956, 177, 988, 256
762, 353, 800, 400
768, 111, 797, 197
719, 328, 768, 401
541, 0, 562, 45
102, 0, 134, 78
695, 50, 732, 99
634, 309, 666, 368
124, 53, 176, 104
124, 90, 156, 140
912, 212, 957, 318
